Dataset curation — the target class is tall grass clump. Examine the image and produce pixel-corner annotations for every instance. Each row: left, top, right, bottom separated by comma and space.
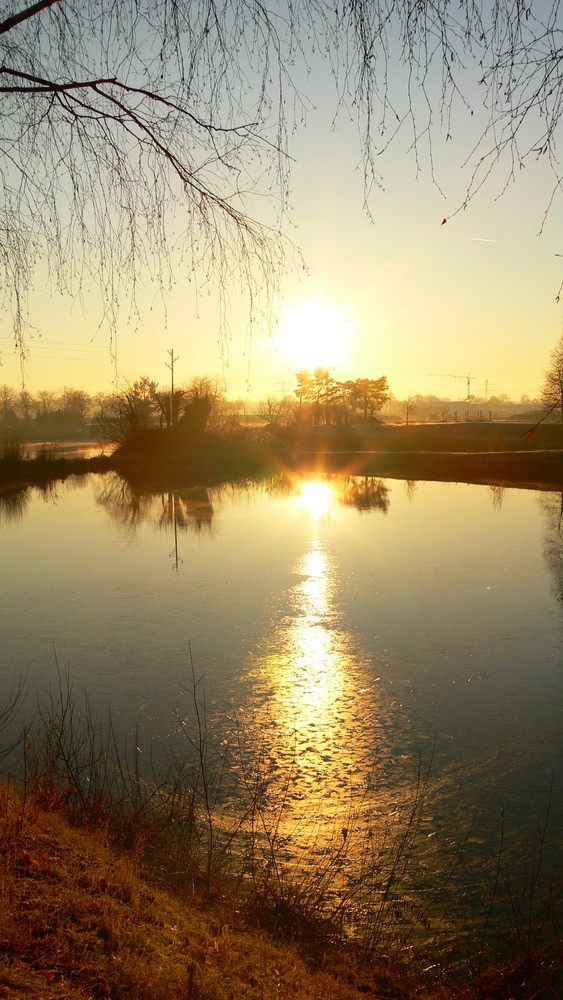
461, 794, 563, 997
0, 674, 26, 764
10, 668, 225, 895
0, 435, 26, 468
33, 442, 59, 465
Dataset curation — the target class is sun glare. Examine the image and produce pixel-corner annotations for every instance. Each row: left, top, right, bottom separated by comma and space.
297, 481, 333, 519
276, 298, 350, 370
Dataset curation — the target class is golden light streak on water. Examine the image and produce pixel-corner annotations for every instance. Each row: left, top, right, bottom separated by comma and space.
281, 542, 341, 719
245, 532, 378, 851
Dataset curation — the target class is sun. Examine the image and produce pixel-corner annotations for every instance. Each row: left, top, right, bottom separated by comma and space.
276, 298, 351, 371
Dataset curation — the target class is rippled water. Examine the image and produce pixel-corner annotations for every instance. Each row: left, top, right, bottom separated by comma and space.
1, 471, 562, 942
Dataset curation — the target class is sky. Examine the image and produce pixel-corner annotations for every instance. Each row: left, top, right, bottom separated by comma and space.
1, 10, 561, 404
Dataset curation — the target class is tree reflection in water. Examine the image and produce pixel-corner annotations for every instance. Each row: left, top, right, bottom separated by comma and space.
340, 476, 389, 514
294, 474, 390, 516
0, 488, 31, 524
94, 472, 214, 532
488, 485, 505, 510
0, 481, 59, 524
540, 491, 563, 603
93, 472, 214, 569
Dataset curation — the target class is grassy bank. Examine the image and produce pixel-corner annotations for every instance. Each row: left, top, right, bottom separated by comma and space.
287, 420, 563, 454
285, 422, 563, 489
1, 784, 449, 1000
301, 447, 563, 490
1, 674, 561, 999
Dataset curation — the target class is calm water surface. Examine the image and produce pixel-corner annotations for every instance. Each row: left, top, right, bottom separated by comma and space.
1, 471, 562, 934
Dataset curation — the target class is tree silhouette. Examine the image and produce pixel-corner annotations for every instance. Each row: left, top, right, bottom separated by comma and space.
258, 394, 293, 425
542, 335, 563, 423
98, 376, 157, 445
296, 371, 389, 425
0, 384, 17, 423
294, 370, 314, 412
3, 2, 563, 366
350, 378, 390, 420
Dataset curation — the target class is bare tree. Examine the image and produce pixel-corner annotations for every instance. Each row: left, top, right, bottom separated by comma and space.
184, 376, 223, 403
92, 391, 111, 421
35, 388, 55, 418
0, 384, 17, 423
184, 375, 224, 427
1, 1, 300, 372
61, 386, 91, 423
258, 394, 292, 425
3, 1, 563, 373
17, 387, 34, 421
221, 397, 247, 424
404, 397, 417, 427
542, 334, 563, 422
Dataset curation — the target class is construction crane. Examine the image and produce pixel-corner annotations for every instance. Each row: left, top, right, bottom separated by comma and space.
429, 373, 473, 400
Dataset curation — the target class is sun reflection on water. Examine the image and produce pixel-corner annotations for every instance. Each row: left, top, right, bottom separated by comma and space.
244, 523, 379, 843
277, 541, 342, 720
295, 480, 333, 519
233, 476, 445, 900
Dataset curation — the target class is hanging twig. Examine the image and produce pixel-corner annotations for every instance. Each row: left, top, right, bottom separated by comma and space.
520, 396, 562, 438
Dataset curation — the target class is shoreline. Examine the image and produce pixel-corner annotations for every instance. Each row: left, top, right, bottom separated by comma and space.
1, 449, 562, 495
1, 422, 562, 494
293, 448, 563, 490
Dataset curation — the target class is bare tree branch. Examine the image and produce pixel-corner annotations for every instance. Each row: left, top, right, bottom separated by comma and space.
0, 1, 61, 38
1, 2, 563, 378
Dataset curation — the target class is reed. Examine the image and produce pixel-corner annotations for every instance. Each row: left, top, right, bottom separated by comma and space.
33, 442, 59, 464
0, 435, 26, 466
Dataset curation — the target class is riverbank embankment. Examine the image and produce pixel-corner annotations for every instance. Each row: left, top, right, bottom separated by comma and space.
4, 778, 559, 1000
1, 781, 449, 1000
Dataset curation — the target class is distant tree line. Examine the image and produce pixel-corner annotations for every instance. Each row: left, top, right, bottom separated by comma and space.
292, 368, 389, 427
0, 377, 250, 438
0, 384, 91, 428
5, 346, 557, 443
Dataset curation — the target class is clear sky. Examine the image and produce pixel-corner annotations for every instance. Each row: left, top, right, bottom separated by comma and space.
1, 18, 561, 404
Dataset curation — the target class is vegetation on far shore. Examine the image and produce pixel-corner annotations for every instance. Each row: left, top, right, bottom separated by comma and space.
1, 359, 562, 494
1, 418, 563, 498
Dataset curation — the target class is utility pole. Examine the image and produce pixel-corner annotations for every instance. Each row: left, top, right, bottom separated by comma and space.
166, 348, 179, 426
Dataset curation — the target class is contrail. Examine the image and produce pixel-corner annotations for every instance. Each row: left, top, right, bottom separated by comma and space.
465, 236, 499, 243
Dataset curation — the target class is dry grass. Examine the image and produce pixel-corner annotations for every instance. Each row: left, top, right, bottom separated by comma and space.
0, 782, 443, 1000
1, 670, 561, 999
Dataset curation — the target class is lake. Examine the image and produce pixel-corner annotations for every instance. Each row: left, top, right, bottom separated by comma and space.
1, 470, 562, 947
